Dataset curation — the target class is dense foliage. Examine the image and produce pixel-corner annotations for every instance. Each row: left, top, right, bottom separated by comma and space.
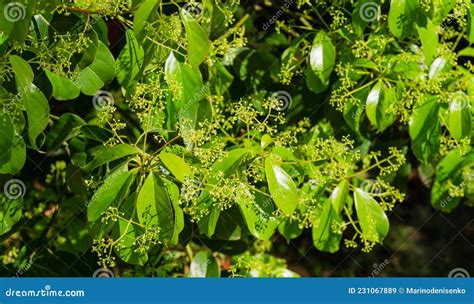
0, 0, 473, 277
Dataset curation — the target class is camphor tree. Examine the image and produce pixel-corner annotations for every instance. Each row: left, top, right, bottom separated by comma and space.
0, 0, 472, 277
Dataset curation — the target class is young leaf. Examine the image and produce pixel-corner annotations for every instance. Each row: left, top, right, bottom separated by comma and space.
354, 188, 389, 244
312, 199, 343, 253
190, 251, 220, 277
447, 92, 471, 140
159, 152, 191, 183
309, 31, 335, 85
181, 9, 210, 67
265, 157, 298, 216
87, 167, 134, 222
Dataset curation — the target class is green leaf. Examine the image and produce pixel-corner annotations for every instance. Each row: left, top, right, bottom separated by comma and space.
309, 31, 336, 85
164, 52, 205, 148
447, 92, 471, 140
354, 188, 389, 244
431, 149, 473, 212
331, 180, 349, 214
265, 157, 298, 216
469, 3, 474, 44
409, 95, 440, 163
45, 70, 80, 101
0, 112, 14, 166
416, 18, 438, 66
0, 196, 23, 236
116, 30, 144, 89
197, 148, 249, 237
365, 80, 397, 131
305, 66, 329, 94
133, 0, 159, 40
165, 180, 184, 245
84, 144, 140, 172
136, 172, 175, 241
278, 219, 303, 241
87, 166, 134, 222
23, 86, 50, 150
159, 152, 191, 183
182, 9, 210, 67
0, 132, 26, 175
113, 193, 148, 265
236, 184, 278, 241
45, 113, 85, 150
9, 55, 33, 90
76, 41, 115, 96
190, 251, 220, 277
388, 0, 418, 38
312, 199, 343, 253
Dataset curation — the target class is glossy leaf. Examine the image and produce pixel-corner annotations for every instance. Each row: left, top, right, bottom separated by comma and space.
354, 188, 389, 244
331, 180, 349, 214
265, 157, 298, 216
365, 80, 397, 131
309, 31, 335, 84
447, 92, 471, 140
